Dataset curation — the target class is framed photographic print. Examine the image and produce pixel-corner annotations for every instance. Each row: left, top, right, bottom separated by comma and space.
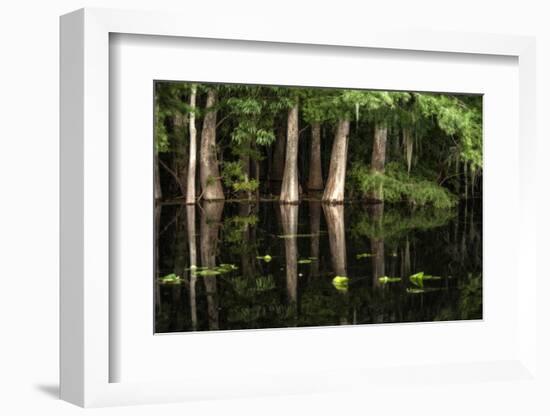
60, 7, 539, 408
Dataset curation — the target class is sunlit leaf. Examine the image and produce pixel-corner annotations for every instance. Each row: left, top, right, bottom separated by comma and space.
378, 276, 402, 284
257, 254, 273, 262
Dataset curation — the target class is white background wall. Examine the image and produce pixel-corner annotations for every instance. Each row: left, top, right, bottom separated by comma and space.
0, 1, 548, 415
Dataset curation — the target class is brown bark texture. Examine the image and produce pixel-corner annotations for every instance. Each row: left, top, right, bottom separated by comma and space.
271, 120, 287, 188
200, 89, 225, 201
322, 119, 350, 203
280, 104, 300, 203
368, 123, 388, 202
307, 122, 323, 191
186, 85, 197, 204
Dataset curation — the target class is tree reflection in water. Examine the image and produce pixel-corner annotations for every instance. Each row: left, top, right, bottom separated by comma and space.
155, 200, 482, 332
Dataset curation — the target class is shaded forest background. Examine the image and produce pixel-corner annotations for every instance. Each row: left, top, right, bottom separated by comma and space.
155, 82, 482, 207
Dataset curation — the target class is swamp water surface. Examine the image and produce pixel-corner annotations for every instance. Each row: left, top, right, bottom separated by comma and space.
155, 200, 482, 333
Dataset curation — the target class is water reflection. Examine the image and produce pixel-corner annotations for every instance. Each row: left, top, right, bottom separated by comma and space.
323, 204, 347, 277
368, 204, 385, 288
186, 205, 198, 330
279, 204, 298, 304
155, 200, 482, 333
200, 201, 224, 330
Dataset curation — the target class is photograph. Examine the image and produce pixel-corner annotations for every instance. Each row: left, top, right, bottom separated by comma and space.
153, 81, 483, 333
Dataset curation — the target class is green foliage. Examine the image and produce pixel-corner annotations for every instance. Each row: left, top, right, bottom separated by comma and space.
415, 93, 482, 170
221, 161, 259, 194
154, 80, 483, 205
348, 162, 457, 209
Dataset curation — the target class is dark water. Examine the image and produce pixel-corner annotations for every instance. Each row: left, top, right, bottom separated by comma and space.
155, 200, 482, 333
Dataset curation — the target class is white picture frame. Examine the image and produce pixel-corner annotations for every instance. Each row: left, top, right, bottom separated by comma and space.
60, 7, 538, 408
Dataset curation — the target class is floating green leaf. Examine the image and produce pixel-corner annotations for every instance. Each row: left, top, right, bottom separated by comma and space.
410, 271, 425, 288
257, 254, 273, 262
332, 276, 349, 292
378, 276, 402, 284
298, 259, 313, 264
159, 273, 182, 284
356, 252, 373, 259
409, 271, 441, 287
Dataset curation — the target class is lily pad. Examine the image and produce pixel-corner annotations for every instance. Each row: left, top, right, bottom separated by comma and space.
409, 272, 425, 288
298, 259, 313, 264
332, 276, 349, 292
159, 273, 182, 284
356, 253, 373, 259
409, 272, 441, 288
257, 255, 273, 263
378, 276, 402, 284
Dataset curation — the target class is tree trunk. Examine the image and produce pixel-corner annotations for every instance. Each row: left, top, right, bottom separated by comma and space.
322, 119, 350, 203
200, 89, 225, 201
403, 127, 413, 174
280, 204, 298, 303
173, 112, 188, 197
368, 123, 388, 202
270, 119, 286, 193
280, 103, 300, 203
186, 85, 197, 204
200, 200, 225, 330
323, 204, 347, 277
154, 151, 162, 200
307, 122, 323, 192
